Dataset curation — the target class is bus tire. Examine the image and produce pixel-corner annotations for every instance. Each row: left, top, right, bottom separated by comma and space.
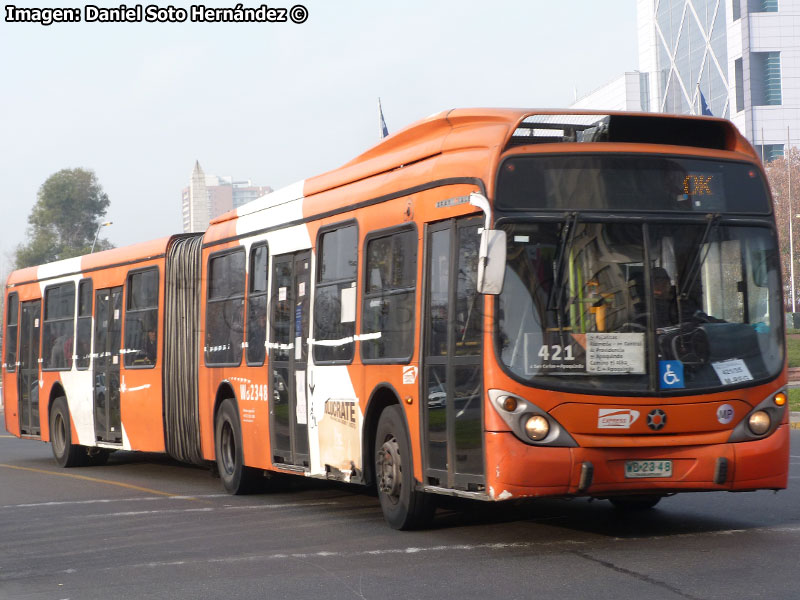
608, 495, 662, 510
49, 396, 87, 468
374, 405, 434, 530
215, 398, 257, 494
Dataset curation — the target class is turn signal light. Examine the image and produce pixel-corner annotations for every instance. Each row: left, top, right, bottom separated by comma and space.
773, 392, 787, 407
501, 396, 518, 412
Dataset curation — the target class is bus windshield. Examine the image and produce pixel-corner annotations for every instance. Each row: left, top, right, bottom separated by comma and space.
496, 220, 783, 394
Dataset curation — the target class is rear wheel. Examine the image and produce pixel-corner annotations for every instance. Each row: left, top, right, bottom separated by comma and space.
49, 397, 87, 468
215, 398, 259, 494
374, 405, 434, 530
608, 495, 663, 510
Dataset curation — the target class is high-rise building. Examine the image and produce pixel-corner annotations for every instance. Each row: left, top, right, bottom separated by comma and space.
181, 161, 272, 233
637, 0, 799, 160
182, 161, 211, 234
573, 0, 799, 160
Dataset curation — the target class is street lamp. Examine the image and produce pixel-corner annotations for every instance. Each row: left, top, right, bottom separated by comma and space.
91, 221, 113, 253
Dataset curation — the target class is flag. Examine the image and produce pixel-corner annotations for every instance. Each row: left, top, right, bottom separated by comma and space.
378, 98, 389, 138
700, 91, 713, 116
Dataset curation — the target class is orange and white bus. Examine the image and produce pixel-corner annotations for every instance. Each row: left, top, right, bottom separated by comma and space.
3, 109, 790, 529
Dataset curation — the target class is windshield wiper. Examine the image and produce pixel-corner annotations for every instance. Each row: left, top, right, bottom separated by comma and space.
673, 214, 720, 351
678, 213, 720, 301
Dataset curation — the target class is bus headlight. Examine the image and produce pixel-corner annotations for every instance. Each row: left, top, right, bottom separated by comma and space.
487, 390, 577, 447
728, 389, 786, 443
524, 415, 550, 441
747, 411, 771, 436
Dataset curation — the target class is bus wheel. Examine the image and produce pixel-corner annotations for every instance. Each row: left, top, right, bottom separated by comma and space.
49, 397, 87, 468
374, 406, 434, 530
215, 398, 257, 494
608, 495, 662, 510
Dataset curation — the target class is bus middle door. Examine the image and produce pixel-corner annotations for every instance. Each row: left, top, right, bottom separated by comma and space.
268, 251, 310, 469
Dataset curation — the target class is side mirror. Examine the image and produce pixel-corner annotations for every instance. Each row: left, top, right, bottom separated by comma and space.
477, 228, 506, 295
469, 192, 506, 295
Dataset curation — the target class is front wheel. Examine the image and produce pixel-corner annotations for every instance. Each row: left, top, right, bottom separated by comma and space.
215, 398, 258, 494
49, 397, 87, 468
374, 406, 434, 530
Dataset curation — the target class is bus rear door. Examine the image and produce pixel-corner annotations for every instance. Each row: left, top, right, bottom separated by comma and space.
18, 300, 41, 436
94, 286, 123, 444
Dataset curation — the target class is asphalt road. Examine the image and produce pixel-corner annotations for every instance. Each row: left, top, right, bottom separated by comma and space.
2, 419, 800, 600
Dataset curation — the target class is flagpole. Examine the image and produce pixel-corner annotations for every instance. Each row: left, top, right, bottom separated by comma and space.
378, 98, 388, 139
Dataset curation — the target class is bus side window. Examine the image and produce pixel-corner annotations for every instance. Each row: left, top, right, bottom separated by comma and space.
42, 283, 76, 371
361, 227, 417, 362
124, 268, 159, 368
246, 243, 269, 366
314, 224, 358, 363
5, 293, 18, 372
76, 280, 93, 370
205, 249, 246, 366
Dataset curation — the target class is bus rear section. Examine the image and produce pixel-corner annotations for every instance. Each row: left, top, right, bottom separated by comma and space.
477, 127, 788, 507
2, 236, 203, 466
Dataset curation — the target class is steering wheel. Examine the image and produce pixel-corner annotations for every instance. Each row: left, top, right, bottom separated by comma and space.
618, 322, 647, 333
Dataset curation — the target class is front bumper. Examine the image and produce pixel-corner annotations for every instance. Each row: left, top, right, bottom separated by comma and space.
485, 423, 790, 500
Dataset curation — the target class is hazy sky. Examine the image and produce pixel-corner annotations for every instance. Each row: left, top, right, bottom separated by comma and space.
0, 1, 638, 270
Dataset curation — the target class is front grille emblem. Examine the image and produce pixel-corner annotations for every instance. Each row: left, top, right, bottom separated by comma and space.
647, 409, 667, 431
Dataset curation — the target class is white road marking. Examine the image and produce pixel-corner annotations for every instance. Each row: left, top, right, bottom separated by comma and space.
147, 523, 800, 568
223, 500, 340, 511
1, 494, 228, 510
107, 500, 340, 517
110, 508, 215, 516
131, 541, 583, 569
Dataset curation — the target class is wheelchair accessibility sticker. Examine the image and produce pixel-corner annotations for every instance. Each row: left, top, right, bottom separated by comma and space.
659, 360, 684, 389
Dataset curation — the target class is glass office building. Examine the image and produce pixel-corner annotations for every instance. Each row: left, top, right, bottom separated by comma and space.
574, 1, 798, 161
637, 0, 799, 160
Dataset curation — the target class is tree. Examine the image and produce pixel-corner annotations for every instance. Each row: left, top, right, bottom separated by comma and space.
766, 146, 800, 312
15, 168, 113, 269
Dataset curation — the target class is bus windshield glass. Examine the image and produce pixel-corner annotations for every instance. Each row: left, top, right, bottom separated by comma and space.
496, 220, 783, 393
497, 154, 771, 213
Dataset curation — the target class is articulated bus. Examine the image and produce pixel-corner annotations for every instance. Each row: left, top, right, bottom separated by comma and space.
3, 109, 789, 529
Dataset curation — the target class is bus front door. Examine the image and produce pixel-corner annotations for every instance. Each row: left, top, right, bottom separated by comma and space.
268, 251, 310, 469
18, 300, 41, 436
93, 287, 123, 444
423, 217, 485, 491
